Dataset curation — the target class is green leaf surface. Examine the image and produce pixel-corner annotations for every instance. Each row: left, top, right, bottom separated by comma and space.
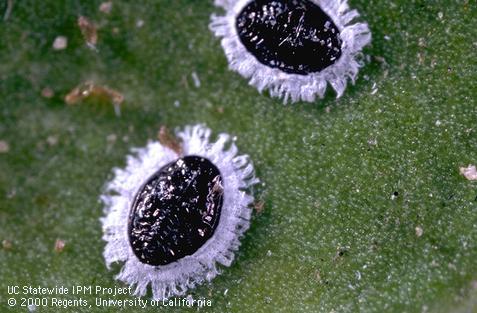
1, 1, 476, 312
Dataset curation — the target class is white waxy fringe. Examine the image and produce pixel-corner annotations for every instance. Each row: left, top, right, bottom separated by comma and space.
210, 0, 372, 103
100, 124, 259, 300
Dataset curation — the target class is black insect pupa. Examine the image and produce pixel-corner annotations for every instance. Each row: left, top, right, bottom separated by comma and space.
101, 125, 258, 300
210, 0, 371, 103
128, 156, 224, 266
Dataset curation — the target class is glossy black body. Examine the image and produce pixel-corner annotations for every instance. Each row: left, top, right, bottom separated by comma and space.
236, 0, 342, 75
128, 156, 223, 266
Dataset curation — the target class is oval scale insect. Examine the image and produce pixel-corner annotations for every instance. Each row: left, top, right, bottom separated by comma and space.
236, 0, 343, 75
128, 156, 224, 266
210, 0, 371, 102
101, 124, 258, 300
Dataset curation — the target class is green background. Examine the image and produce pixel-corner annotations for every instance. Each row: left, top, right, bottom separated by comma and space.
1, 1, 476, 312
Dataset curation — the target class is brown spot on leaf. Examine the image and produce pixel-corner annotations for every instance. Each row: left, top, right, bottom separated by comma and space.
52, 36, 68, 50
54, 239, 65, 253
46, 135, 59, 146
2, 239, 12, 250
460, 165, 477, 181
78, 16, 98, 47
254, 200, 265, 214
65, 81, 124, 114
99, 1, 112, 14
415, 226, 423, 237
315, 270, 322, 283
0, 140, 10, 153
157, 126, 183, 156
41, 87, 55, 98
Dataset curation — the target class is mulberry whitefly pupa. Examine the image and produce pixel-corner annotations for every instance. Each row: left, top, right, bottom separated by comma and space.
210, 0, 372, 103
100, 125, 259, 300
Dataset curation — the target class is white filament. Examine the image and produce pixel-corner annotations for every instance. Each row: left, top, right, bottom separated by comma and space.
100, 124, 258, 300
210, 0, 372, 103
